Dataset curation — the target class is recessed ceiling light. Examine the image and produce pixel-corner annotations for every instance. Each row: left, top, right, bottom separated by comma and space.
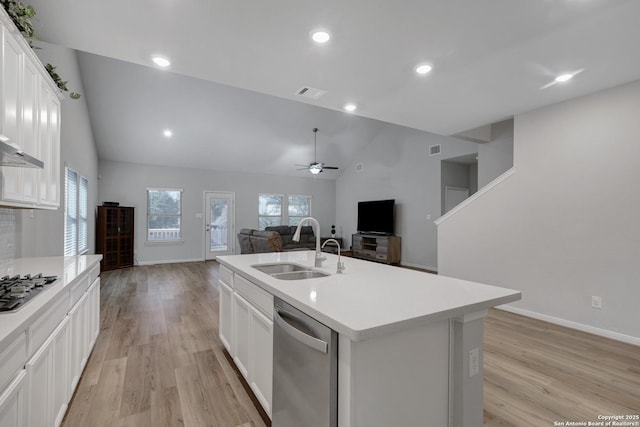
152, 56, 171, 67
344, 103, 357, 112
415, 64, 433, 75
163, 129, 173, 138
311, 31, 331, 44
555, 73, 574, 83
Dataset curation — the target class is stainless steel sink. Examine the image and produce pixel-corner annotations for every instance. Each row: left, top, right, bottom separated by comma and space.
270, 271, 330, 280
251, 263, 309, 275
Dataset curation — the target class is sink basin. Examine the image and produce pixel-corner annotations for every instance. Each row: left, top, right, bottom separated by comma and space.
252, 263, 309, 275
270, 271, 330, 280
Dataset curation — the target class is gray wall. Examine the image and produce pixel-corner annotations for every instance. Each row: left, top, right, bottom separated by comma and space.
478, 119, 514, 188
438, 79, 640, 341
98, 160, 336, 264
441, 161, 474, 215
335, 123, 478, 271
18, 43, 99, 257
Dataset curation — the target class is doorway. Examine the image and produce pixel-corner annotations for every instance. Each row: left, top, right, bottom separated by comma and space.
204, 191, 235, 259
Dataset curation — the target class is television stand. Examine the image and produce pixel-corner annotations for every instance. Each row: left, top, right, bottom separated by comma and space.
352, 233, 401, 265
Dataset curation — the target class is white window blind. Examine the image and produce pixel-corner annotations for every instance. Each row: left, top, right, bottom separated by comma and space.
288, 195, 311, 226
64, 167, 89, 256
79, 176, 88, 253
258, 193, 283, 230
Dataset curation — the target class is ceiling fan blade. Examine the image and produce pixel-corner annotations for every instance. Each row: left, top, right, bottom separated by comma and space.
323, 166, 339, 170
295, 164, 311, 167
296, 167, 310, 170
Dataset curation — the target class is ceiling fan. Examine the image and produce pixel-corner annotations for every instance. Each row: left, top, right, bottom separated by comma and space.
296, 128, 339, 175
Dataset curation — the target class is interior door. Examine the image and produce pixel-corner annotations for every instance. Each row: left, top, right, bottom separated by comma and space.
205, 191, 235, 259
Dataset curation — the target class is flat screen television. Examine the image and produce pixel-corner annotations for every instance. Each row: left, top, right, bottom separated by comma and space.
357, 199, 395, 235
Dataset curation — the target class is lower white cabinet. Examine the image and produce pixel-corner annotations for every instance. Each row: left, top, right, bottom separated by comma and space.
232, 293, 251, 379
249, 306, 273, 416
0, 370, 28, 427
223, 271, 273, 418
52, 318, 70, 427
69, 278, 99, 394
219, 280, 233, 353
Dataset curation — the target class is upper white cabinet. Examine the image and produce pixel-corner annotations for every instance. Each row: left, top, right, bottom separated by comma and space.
0, 9, 62, 209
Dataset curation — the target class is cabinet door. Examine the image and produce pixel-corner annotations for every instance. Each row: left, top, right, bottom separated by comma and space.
0, 370, 27, 427
219, 280, 233, 353
0, 26, 22, 143
37, 82, 60, 208
27, 337, 53, 427
249, 307, 273, 417
1, 27, 24, 203
232, 293, 251, 379
52, 317, 70, 427
68, 292, 88, 392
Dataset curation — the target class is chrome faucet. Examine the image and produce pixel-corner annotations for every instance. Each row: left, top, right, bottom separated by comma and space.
293, 217, 326, 268
321, 238, 345, 274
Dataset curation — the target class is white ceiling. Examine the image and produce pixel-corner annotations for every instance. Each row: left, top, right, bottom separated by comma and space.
25, 0, 640, 176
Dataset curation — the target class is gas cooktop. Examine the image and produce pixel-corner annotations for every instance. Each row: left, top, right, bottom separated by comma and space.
0, 274, 59, 312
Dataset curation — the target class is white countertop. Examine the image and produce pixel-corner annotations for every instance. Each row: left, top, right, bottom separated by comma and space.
0, 255, 102, 348
218, 251, 521, 341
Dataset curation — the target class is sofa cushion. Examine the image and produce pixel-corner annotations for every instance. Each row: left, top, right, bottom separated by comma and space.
250, 230, 283, 253
266, 225, 293, 246
238, 229, 254, 254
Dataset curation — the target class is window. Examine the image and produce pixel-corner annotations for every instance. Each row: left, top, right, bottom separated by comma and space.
147, 188, 182, 241
258, 193, 283, 230
288, 195, 311, 226
258, 193, 312, 229
64, 167, 88, 256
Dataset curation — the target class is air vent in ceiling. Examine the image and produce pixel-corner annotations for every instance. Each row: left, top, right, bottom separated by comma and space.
429, 144, 441, 156
355, 162, 364, 172
296, 86, 327, 100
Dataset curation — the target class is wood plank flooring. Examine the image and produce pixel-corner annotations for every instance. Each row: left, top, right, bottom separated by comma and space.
62, 261, 639, 426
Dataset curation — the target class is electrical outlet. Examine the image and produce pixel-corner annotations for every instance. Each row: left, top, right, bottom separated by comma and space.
592, 296, 602, 309
469, 348, 480, 377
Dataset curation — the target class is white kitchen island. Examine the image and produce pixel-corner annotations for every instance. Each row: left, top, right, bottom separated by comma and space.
218, 251, 520, 427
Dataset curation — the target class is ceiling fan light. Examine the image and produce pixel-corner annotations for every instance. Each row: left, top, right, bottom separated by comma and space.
309, 164, 323, 174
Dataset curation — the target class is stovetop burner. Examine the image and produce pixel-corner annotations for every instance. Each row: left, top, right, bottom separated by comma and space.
0, 273, 59, 312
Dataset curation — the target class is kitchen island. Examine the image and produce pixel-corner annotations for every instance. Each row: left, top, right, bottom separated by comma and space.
218, 251, 520, 427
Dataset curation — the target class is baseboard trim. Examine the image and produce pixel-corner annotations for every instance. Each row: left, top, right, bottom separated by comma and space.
497, 305, 640, 346
400, 262, 438, 273
136, 258, 205, 266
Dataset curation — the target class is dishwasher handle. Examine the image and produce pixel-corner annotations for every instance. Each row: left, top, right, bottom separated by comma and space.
274, 308, 328, 354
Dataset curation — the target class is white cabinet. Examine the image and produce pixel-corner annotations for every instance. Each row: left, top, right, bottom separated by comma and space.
52, 318, 70, 427
249, 307, 273, 416
0, 370, 28, 427
68, 277, 100, 393
221, 269, 273, 418
26, 332, 52, 427
232, 293, 251, 379
0, 8, 61, 209
37, 84, 60, 207
219, 280, 233, 353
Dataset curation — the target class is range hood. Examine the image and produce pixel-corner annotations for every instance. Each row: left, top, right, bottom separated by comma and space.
0, 134, 44, 169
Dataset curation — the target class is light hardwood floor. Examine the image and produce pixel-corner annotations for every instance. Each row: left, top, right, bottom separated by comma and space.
62, 261, 639, 426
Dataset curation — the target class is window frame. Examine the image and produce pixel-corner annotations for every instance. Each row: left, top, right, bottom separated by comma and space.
287, 194, 312, 226
64, 166, 89, 256
258, 193, 284, 230
146, 187, 184, 243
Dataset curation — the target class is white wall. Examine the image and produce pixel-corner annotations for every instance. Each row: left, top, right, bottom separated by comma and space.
438, 80, 640, 341
98, 160, 336, 264
335, 123, 478, 270
19, 43, 99, 257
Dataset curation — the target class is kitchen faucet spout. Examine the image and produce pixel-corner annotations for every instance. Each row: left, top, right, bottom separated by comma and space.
293, 217, 325, 267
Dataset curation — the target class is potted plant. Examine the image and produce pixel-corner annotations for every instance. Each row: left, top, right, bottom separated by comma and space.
1, 0, 80, 99
330, 224, 336, 238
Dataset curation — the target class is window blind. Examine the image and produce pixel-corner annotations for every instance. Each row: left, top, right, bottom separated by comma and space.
79, 176, 88, 253
64, 168, 78, 256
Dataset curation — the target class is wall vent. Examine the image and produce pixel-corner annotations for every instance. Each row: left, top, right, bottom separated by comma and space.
429, 144, 441, 156
355, 162, 364, 172
296, 86, 327, 100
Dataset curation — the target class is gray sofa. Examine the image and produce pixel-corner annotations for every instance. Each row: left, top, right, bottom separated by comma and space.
265, 226, 316, 251
237, 229, 283, 254
237, 226, 316, 254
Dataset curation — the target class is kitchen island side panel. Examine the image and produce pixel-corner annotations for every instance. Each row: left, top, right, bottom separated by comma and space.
338, 319, 450, 427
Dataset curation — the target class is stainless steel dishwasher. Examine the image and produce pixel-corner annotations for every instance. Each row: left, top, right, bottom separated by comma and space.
272, 297, 338, 427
